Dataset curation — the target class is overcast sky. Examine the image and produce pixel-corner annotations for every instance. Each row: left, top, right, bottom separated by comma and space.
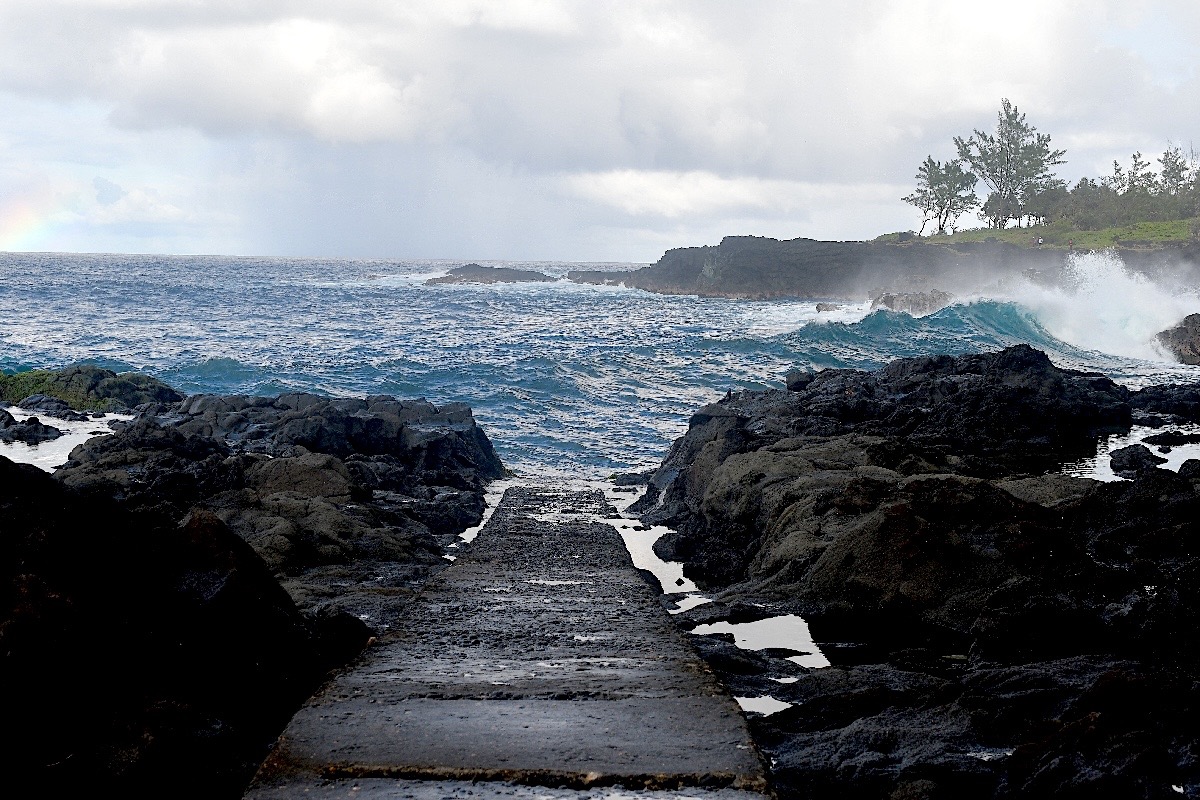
1, 1, 1198, 263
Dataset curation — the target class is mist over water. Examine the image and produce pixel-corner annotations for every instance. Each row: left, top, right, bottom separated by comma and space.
1003, 250, 1200, 363
2, 250, 1199, 478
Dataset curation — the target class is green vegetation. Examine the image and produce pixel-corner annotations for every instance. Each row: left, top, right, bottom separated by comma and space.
0, 365, 183, 411
902, 99, 1200, 245
876, 218, 1199, 248
902, 157, 979, 235
954, 98, 1066, 230
0, 369, 116, 410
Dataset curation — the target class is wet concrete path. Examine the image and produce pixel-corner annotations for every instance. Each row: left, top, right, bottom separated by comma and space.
245, 487, 768, 799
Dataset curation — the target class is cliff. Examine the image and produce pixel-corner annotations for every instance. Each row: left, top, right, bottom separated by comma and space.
569, 235, 1200, 300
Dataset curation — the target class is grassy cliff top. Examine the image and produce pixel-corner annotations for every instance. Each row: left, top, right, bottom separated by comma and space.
875, 217, 1200, 250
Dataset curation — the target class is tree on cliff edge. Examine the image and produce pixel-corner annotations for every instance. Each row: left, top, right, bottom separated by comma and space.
902, 156, 979, 235
954, 98, 1066, 228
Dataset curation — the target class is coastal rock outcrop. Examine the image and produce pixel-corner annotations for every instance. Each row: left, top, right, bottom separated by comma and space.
2, 377, 507, 797
0, 364, 184, 410
56, 393, 506, 626
640, 344, 1200, 798
0, 456, 333, 798
1155, 312, 1200, 364
425, 263, 555, 285
869, 289, 953, 316
568, 235, 1200, 300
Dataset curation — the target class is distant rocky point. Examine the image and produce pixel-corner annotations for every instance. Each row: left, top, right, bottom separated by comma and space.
425, 263, 555, 285
568, 235, 1200, 300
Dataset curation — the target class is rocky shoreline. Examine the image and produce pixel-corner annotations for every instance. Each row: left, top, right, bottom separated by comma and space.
0, 368, 505, 797
6, 351, 1200, 798
635, 344, 1200, 798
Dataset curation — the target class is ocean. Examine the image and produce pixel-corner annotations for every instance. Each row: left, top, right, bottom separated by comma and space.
3, 249, 1199, 480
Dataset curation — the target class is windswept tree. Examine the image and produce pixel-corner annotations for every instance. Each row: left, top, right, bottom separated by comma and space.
954, 98, 1066, 228
902, 156, 979, 235
1157, 144, 1196, 196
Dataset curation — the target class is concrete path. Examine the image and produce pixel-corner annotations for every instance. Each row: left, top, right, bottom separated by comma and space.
245, 487, 768, 799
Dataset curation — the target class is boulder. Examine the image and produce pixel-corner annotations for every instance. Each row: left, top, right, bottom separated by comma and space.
17, 393, 90, 421
1109, 443, 1168, 478
0, 456, 331, 798
0, 414, 64, 444
1155, 312, 1200, 364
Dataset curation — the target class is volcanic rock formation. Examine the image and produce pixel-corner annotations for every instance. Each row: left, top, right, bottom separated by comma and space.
638, 344, 1200, 798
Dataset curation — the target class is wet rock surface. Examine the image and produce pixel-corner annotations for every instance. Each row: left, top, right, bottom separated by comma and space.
0, 409, 64, 443
247, 487, 767, 798
55, 392, 506, 627
0, 455, 331, 799
1155, 312, 1200, 365
638, 345, 1200, 799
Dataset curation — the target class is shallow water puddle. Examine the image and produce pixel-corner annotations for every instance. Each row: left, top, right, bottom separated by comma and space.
734, 695, 794, 716
0, 407, 131, 472
455, 479, 517, 545
691, 615, 832, 670
1063, 423, 1200, 481
600, 485, 710, 612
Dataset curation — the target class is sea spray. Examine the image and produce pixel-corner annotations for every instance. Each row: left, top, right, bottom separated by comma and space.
1003, 249, 1200, 361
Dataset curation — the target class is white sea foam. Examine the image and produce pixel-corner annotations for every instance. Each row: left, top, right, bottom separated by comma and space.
734, 695, 793, 716
998, 249, 1200, 361
0, 407, 130, 472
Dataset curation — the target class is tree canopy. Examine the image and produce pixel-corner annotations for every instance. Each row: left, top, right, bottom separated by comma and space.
902, 156, 979, 235
905, 101, 1199, 238
953, 99, 1067, 229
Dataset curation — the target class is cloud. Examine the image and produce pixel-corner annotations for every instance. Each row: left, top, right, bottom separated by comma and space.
0, 1, 1198, 259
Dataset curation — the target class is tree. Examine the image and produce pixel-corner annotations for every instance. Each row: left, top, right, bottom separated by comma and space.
1158, 144, 1195, 196
902, 156, 979, 235
1104, 151, 1155, 194
954, 98, 1066, 228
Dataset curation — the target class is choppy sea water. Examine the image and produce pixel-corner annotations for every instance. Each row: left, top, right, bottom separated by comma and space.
3, 250, 1200, 479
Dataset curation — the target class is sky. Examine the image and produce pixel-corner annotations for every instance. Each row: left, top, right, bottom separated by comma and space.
1, 0, 1198, 263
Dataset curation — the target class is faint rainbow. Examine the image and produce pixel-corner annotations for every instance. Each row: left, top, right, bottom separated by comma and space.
0, 189, 65, 252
